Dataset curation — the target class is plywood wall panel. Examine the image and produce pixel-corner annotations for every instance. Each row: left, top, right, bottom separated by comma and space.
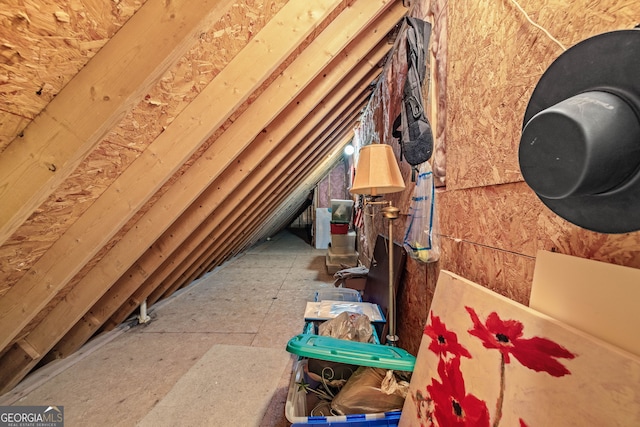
354, 0, 640, 366
536, 208, 640, 268
437, 182, 542, 257
445, 0, 562, 191
438, 235, 534, 306
396, 257, 437, 356
0, 140, 141, 297
446, 0, 639, 192
516, 0, 639, 47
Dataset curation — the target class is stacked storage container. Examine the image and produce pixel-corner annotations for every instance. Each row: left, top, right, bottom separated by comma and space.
286, 287, 415, 426
326, 199, 358, 274
285, 335, 415, 426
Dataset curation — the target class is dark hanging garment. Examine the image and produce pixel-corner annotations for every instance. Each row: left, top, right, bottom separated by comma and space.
392, 17, 434, 181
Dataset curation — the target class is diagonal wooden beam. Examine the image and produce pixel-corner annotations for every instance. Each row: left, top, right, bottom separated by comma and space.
45, 5, 401, 360
111, 80, 372, 326
225, 114, 362, 260
209, 89, 370, 261
158, 78, 372, 294
106, 52, 378, 331
0, 0, 402, 390
0, 0, 234, 246
199, 126, 358, 277
0, 0, 346, 371
198, 92, 368, 273
45, 16, 397, 360
178, 101, 365, 289
240, 117, 363, 250
159, 89, 369, 300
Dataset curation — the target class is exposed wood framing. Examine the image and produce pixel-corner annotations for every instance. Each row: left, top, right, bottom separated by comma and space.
46, 5, 400, 362
0, 0, 235, 246
0, 0, 346, 382
179, 105, 364, 290
0, 0, 406, 392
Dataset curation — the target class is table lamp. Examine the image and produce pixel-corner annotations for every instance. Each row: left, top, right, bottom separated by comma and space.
350, 143, 405, 345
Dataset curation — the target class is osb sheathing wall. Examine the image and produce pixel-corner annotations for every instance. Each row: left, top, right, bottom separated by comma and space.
359, 0, 640, 356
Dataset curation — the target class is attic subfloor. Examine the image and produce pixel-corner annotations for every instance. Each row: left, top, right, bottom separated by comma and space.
0, 228, 333, 426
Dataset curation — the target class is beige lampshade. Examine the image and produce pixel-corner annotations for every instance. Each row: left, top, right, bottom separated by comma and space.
350, 143, 405, 196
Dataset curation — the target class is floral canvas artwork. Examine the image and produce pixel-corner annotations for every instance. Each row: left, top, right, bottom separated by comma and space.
399, 271, 640, 427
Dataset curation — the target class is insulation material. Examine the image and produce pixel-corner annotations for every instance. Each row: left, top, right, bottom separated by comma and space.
316, 160, 350, 209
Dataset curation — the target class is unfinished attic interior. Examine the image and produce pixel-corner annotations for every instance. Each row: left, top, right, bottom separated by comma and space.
2, 0, 640, 425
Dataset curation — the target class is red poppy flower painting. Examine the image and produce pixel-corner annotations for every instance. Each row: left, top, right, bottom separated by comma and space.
399, 271, 640, 427
417, 307, 575, 427
465, 306, 575, 377
401, 271, 640, 427
427, 358, 490, 427
423, 312, 472, 360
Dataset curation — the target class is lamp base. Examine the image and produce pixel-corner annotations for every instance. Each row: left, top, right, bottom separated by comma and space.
386, 334, 399, 346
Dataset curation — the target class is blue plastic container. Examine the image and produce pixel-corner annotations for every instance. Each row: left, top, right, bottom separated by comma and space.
292, 411, 400, 426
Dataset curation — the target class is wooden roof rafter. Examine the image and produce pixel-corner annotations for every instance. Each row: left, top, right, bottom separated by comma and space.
44, 11, 398, 363
0, 0, 236, 246
0, 0, 407, 393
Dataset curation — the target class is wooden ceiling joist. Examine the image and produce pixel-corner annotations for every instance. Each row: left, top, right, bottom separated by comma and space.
0, 0, 235, 246
0, 0, 405, 392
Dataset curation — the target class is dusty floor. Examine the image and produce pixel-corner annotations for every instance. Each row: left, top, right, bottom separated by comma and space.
0, 228, 334, 426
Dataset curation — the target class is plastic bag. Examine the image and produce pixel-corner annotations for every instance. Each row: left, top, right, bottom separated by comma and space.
403, 162, 440, 263
318, 311, 373, 343
330, 367, 409, 415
